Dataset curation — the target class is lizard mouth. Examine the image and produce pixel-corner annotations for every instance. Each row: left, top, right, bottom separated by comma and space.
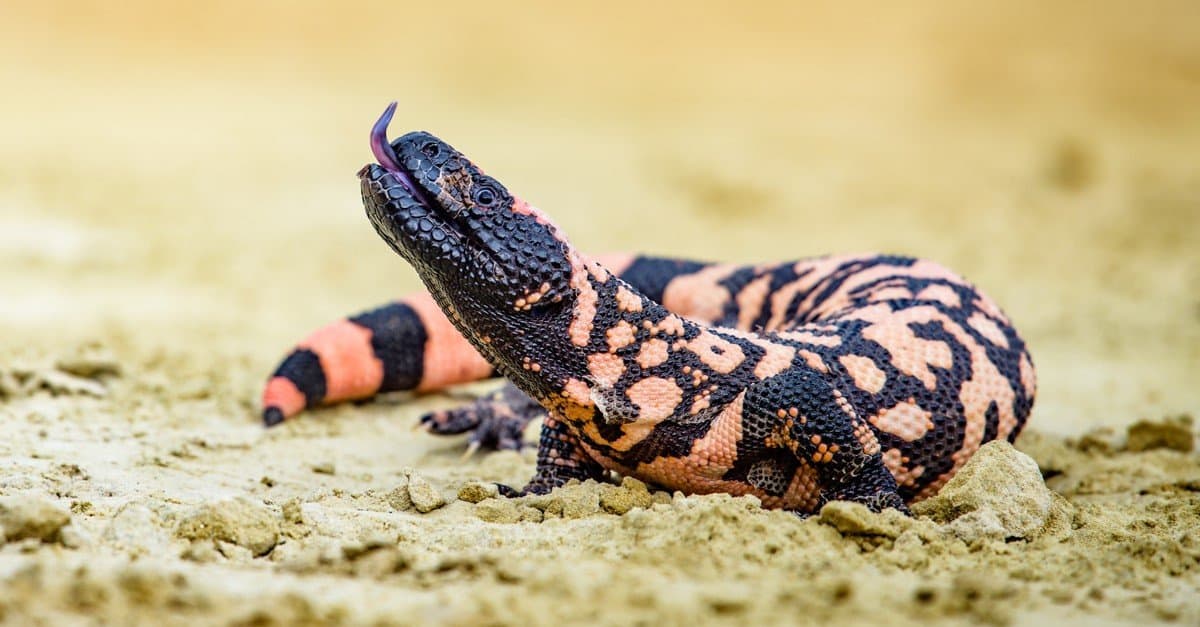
362, 105, 504, 278
369, 102, 437, 211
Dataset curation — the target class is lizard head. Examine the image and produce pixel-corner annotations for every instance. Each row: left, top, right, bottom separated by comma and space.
359, 103, 593, 394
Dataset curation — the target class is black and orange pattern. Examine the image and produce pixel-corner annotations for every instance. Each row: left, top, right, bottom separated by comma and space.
263, 107, 1036, 513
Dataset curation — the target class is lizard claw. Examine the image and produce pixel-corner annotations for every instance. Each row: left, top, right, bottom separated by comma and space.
460, 441, 482, 461
417, 382, 546, 455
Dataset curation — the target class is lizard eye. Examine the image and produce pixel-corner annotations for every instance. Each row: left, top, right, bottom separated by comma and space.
473, 187, 497, 207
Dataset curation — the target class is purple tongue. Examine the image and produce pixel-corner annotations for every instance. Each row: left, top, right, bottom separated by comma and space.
370, 102, 401, 171
368, 102, 434, 208
369, 101, 421, 196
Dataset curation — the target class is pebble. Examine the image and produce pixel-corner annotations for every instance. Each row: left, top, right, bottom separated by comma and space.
0, 495, 72, 543
175, 496, 280, 556
406, 472, 446, 513
913, 441, 1073, 542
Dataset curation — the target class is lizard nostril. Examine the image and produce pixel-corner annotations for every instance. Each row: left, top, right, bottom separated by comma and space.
421, 142, 441, 159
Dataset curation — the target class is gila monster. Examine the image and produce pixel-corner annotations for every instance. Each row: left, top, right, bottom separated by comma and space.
261, 102, 1036, 514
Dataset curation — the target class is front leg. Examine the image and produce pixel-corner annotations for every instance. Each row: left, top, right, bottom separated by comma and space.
498, 415, 606, 497
419, 381, 546, 455
746, 368, 909, 514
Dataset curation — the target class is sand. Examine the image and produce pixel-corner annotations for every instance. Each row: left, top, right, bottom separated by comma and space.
1, 1, 1198, 624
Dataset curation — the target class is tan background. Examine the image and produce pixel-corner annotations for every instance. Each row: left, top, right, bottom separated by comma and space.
4, 1, 1197, 433
0, 2, 1199, 625
3, 1, 1199, 428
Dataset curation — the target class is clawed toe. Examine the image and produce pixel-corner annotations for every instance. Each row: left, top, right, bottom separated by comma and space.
416, 383, 546, 455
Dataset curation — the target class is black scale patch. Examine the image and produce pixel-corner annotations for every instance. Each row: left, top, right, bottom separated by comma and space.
349, 302, 429, 391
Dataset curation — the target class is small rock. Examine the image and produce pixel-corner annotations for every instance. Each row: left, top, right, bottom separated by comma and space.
913, 441, 1072, 542
458, 481, 499, 504
55, 345, 122, 378
59, 525, 89, 549
216, 540, 254, 562
0, 369, 20, 397
406, 473, 446, 513
1125, 415, 1194, 453
386, 481, 412, 511
945, 509, 1008, 545
180, 540, 222, 563
0, 495, 71, 543
281, 498, 305, 525
311, 462, 336, 475
36, 370, 107, 397
519, 506, 543, 523
598, 477, 654, 515
1071, 426, 1123, 454
818, 501, 915, 539
475, 500, 522, 524
535, 481, 601, 519
175, 497, 280, 556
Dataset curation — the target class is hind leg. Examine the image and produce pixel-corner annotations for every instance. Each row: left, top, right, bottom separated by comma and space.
746, 368, 908, 514
419, 381, 546, 454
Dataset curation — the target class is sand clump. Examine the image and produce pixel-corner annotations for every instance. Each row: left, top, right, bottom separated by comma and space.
0, 495, 72, 544
912, 441, 1074, 543
466, 477, 659, 524
175, 497, 280, 556
1125, 414, 1195, 453
457, 481, 499, 504
404, 471, 447, 513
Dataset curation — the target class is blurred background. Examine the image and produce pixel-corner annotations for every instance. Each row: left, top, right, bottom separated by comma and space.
1, 0, 1197, 433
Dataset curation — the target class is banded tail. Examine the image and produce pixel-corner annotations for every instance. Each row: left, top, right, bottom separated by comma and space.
260, 254, 721, 426
261, 293, 493, 425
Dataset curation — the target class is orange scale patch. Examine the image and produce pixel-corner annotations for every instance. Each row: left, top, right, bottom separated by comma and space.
735, 274, 773, 330
882, 448, 925, 488
606, 321, 637, 352
615, 285, 643, 312
868, 286, 915, 302
853, 422, 881, 455
653, 315, 687, 337
625, 377, 683, 423
753, 341, 797, 380
839, 354, 886, 394
797, 349, 830, 373
300, 319, 384, 401
567, 253, 599, 347
661, 264, 737, 324
761, 465, 822, 511
587, 353, 625, 387
869, 400, 934, 442
967, 312, 1009, 348
856, 305, 954, 390
684, 331, 746, 374
635, 339, 670, 369
915, 284, 962, 308
262, 376, 306, 418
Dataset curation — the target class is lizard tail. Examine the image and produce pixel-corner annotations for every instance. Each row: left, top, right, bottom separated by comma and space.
260, 253, 709, 426
261, 293, 494, 426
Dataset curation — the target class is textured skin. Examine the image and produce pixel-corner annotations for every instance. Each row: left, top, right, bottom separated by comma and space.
262, 119, 1036, 514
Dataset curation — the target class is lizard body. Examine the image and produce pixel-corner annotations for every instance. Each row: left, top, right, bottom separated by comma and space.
262, 104, 1035, 513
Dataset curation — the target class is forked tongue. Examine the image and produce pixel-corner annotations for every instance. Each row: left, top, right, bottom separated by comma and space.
370, 101, 429, 199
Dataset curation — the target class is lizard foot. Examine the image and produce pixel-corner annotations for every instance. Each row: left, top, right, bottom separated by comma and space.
418, 382, 546, 454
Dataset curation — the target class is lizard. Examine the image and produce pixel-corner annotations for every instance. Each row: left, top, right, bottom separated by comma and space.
261, 102, 1036, 513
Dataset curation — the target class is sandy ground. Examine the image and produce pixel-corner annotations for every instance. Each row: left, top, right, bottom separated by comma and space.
1, 1, 1198, 624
